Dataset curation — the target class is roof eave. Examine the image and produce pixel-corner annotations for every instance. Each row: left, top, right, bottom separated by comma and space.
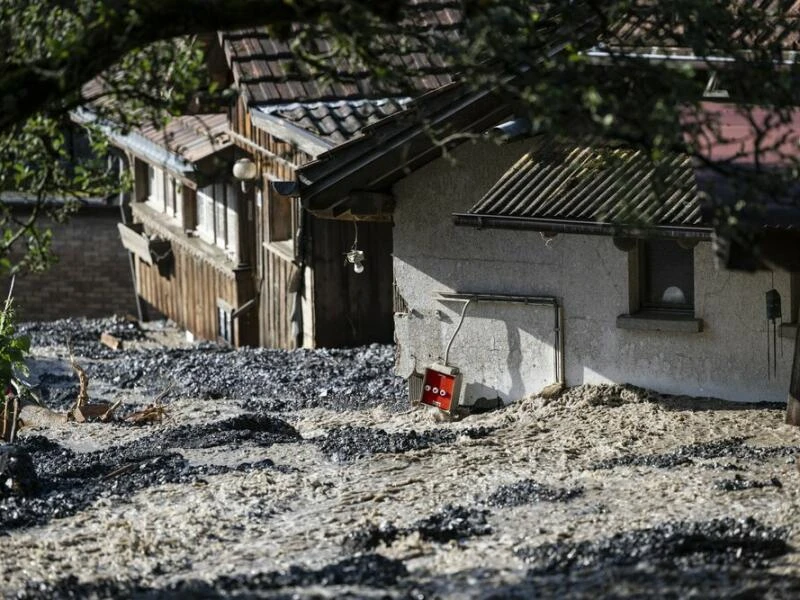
453, 212, 713, 240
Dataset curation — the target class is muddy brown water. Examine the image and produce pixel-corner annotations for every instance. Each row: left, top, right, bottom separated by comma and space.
2, 318, 800, 598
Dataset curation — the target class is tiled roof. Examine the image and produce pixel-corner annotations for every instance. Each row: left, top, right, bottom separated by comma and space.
220, 1, 458, 105
258, 98, 410, 146
464, 137, 704, 231
605, 0, 800, 53
135, 114, 231, 163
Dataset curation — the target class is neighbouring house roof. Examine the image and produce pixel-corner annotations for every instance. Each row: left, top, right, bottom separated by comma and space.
255, 98, 410, 145
250, 98, 411, 157
453, 138, 709, 238
220, 15, 455, 106
590, 1, 800, 63
221, 2, 460, 158
295, 82, 514, 216
74, 108, 232, 182
133, 114, 232, 164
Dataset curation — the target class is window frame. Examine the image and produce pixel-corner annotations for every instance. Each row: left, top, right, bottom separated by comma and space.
194, 182, 241, 262
637, 238, 695, 315
618, 237, 703, 332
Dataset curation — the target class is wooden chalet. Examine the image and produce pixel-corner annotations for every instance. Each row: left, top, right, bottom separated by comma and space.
92, 17, 452, 349
89, 112, 261, 347
216, 27, 451, 348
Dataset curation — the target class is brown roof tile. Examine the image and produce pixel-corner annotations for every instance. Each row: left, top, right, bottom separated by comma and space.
221, 0, 459, 105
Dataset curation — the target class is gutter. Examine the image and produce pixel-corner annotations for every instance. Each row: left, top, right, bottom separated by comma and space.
453, 213, 713, 240
585, 48, 800, 68
71, 108, 196, 179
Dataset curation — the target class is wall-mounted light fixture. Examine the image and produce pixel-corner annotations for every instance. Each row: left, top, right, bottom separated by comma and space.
232, 157, 260, 192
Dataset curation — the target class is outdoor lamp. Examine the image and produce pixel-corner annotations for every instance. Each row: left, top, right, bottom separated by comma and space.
232, 158, 259, 192
345, 249, 365, 274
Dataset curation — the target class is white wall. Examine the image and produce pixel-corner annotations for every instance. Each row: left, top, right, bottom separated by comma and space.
393, 140, 794, 404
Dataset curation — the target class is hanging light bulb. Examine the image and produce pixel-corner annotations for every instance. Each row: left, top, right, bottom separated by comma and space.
345, 249, 365, 274
344, 222, 365, 274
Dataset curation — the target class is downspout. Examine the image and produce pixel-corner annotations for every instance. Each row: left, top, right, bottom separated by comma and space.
435, 291, 566, 387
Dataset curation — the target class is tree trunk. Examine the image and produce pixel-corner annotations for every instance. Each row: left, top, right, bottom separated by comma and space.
786, 323, 800, 425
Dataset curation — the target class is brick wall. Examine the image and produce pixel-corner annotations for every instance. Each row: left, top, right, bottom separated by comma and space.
4, 208, 136, 321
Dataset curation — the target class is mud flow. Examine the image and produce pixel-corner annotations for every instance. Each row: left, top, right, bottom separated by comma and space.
3, 318, 800, 598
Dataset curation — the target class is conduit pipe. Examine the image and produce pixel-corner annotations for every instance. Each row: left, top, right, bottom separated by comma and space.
435, 291, 565, 386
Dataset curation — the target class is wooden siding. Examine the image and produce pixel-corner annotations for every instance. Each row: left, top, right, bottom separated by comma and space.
232, 96, 394, 349
133, 207, 258, 347
258, 246, 298, 348
311, 219, 394, 347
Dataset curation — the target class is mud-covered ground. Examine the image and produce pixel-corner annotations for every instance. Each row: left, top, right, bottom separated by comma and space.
3, 317, 800, 599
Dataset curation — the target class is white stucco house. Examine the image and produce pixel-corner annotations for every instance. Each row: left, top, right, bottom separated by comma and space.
293, 84, 800, 406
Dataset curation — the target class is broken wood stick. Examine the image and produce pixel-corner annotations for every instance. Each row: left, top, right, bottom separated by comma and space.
100, 332, 123, 351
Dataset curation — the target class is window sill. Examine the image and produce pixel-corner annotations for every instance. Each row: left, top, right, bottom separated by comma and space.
617, 312, 703, 333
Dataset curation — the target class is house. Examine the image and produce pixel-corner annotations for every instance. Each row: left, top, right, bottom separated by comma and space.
291, 78, 800, 406
213, 27, 450, 348
84, 111, 267, 347
86, 23, 450, 349
1, 121, 136, 322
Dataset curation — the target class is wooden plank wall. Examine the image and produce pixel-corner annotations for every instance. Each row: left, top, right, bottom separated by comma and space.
259, 247, 296, 348
311, 219, 394, 347
232, 97, 313, 349
136, 243, 257, 347
231, 97, 394, 349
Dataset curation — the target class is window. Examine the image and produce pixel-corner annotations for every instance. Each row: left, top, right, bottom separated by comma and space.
617, 238, 702, 332
145, 164, 163, 210
144, 166, 185, 221
217, 299, 234, 345
196, 183, 240, 260
640, 239, 694, 313
267, 186, 297, 244
165, 176, 182, 221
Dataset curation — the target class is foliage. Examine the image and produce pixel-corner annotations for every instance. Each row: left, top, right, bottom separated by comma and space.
0, 282, 31, 442
0, 285, 30, 388
1, 0, 800, 270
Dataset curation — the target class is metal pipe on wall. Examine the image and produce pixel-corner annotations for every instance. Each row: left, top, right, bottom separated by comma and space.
435, 291, 565, 387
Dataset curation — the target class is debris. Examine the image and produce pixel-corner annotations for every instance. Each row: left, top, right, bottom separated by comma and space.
590, 437, 800, 471
100, 331, 123, 351
487, 479, 584, 507
539, 382, 565, 399
314, 425, 493, 462
517, 517, 789, 572
124, 404, 166, 426
344, 505, 491, 552
65, 350, 120, 423
714, 475, 783, 492
0, 445, 38, 497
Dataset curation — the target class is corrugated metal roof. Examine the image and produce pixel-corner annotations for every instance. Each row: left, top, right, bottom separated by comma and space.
465, 137, 704, 231
259, 98, 410, 146
220, 1, 457, 105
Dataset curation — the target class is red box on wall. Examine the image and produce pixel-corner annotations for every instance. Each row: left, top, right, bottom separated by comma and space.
418, 363, 462, 414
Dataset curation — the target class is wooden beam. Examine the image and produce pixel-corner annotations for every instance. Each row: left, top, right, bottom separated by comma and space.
118, 222, 154, 265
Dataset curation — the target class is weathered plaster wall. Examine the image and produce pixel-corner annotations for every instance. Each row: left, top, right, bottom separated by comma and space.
5, 209, 136, 322
393, 140, 794, 404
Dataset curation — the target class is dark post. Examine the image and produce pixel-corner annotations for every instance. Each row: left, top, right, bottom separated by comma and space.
786, 323, 800, 425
